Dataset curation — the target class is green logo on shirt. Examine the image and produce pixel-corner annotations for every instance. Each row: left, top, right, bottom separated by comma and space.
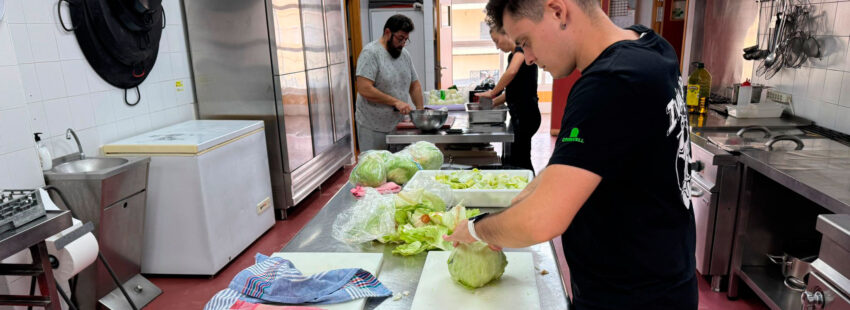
561, 128, 584, 143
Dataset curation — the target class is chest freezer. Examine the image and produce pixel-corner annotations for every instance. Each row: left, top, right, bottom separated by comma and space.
103, 120, 276, 275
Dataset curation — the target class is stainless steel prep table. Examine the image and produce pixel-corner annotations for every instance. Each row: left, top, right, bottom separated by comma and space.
737, 148, 850, 214
385, 112, 514, 145
689, 110, 812, 132
280, 183, 570, 310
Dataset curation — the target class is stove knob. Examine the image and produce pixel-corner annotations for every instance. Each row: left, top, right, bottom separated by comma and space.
690, 160, 705, 172
801, 290, 824, 310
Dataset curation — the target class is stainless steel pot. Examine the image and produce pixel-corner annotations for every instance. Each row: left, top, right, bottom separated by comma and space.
408, 110, 448, 131
768, 253, 817, 291
729, 84, 767, 104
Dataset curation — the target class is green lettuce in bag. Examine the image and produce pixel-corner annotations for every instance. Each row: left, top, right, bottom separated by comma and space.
385, 153, 419, 185
349, 152, 388, 187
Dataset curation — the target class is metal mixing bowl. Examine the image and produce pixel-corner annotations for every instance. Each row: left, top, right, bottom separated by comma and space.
409, 110, 448, 131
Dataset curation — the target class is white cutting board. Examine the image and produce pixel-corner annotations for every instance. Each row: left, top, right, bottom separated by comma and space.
270, 252, 384, 310
410, 251, 540, 310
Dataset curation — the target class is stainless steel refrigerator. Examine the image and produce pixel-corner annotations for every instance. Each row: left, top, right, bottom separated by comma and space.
183, 0, 354, 218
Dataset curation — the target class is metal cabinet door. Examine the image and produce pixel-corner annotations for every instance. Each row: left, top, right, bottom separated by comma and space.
278, 72, 314, 171
301, 0, 328, 69
329, 63, 352, 141
271, 0, 307, 75
323, 0, 346, 65
691, 179, 714, 275
307, 68, 334, 154
98, 191, 146, 297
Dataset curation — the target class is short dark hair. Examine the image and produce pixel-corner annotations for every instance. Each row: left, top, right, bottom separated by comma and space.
485, 0, 597, 31
384, 14, 414, 33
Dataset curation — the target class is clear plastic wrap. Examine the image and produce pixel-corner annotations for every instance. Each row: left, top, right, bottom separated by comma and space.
400, 176, 454, 209
348, 151, 390, 187
399, 141, 444, 170
332, 188, 397, 244
384, 152, 420, 185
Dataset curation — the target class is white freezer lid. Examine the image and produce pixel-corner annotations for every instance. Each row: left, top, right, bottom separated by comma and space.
102, 120, 264, 155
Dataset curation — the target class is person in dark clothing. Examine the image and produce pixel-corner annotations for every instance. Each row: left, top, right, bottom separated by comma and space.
445, 0, 698, 309
476, 25, 541, 171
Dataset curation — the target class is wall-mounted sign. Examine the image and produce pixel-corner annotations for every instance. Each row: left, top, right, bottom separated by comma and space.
671, 0, 686, 21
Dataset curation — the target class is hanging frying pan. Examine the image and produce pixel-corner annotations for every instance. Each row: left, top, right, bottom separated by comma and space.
65, 0, 163, 104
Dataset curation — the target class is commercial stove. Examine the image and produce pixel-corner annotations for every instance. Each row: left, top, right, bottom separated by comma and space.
802, 214, 850, 309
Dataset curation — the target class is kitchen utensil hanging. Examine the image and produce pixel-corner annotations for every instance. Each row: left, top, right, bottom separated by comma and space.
752, 0, 822, 79
59, 0, 165, 106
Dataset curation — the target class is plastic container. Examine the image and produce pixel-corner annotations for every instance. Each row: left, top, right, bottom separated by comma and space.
737, 79, 753, 108
34, 133, 52, 171
727, 102, 785, 118
466, 103, 508, 124
405, 169, 534, 207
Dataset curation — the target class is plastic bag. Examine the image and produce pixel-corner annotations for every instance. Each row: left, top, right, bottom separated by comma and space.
349, 151, 390, 187
400, 141, 444, 170
384, 153, 420, 185
403, 173, 454, 208
332, 188, 397, 244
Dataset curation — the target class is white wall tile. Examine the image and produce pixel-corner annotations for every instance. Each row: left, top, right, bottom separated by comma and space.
779, 68, 796, 92
91, 91, 115, 125
159, 80, 177, 108
86, 66, 112, 92
132, 115, 152, 134
76, 127, 102, 156
22, 0, 54, 24
61, 59, 90, 96
835, 2, 850, 37
177, 79, 194, 105
836, 106, 850, 134
0, 155, 11, 190
4, 147, 43, 188
0, 107, 33, 154
809, 68, 827, 102
0, 65, 26, 110
26, 24, 59, 62
49, 135, 77, 158
55, 31, 83, 60
816, 101, 838, 129
829, 36, 848, 70
67, 94, 95, 130
97, 123, 118, 145
27, 102, 48, 135
141, 82, 166, 112
794, 67, 811, 99
158, 27, 171, 56
165, 0, 184, 26
814, 3, 837, 35
8, 24, 32, 63
841, 72, 850, 108
4, 0, 27, 24
43, 97, 71, 137
171, 52, 190, 79
148, 54, 173, 83
18, 63, 41, 102
167, 27, 186, 53
149, 109, 171, 129
825, 70, 843, 104
34, 62, 66, 100
0, 22, 19, 66
177, 103, 196, 122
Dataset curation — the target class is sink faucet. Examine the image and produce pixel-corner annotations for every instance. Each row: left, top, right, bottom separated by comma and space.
65, 128, 85, 159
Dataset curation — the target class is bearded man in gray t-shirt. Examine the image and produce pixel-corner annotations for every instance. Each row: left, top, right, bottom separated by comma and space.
355, 14, 424, 151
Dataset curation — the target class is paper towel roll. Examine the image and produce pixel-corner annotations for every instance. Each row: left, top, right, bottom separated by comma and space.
51, 232, 99, 281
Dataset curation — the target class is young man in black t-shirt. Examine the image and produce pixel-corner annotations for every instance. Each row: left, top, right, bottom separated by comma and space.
444, 0, 697, 309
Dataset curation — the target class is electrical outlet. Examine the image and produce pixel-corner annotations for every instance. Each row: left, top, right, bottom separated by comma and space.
256, 197, 271, 215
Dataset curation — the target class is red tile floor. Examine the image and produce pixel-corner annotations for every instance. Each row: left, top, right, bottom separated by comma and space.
146, 115, 768, 309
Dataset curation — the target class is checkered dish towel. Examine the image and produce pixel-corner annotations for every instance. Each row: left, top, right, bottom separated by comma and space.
205, 254, 392, 310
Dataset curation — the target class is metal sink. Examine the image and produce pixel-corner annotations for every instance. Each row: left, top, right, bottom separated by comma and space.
52, 158, 129, 174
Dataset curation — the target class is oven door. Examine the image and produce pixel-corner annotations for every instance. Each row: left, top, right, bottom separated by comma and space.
692, 175, 716, 275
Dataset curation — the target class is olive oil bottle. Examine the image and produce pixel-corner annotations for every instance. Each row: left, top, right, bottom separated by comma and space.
686, 62, 712, 114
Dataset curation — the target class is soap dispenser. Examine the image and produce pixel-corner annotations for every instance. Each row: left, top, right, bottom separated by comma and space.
34, 133, 52, 171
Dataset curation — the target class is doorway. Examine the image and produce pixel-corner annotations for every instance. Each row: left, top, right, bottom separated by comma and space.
651, 0, 688, 67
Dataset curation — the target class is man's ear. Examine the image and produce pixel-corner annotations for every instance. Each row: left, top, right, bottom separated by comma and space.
546, 0, 570, 25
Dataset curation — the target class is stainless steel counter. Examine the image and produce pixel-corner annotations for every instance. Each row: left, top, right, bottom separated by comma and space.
688, 110, 812, 132
738, 149, 850, 214
386, 112, 514, 145
280, 183, 570, 309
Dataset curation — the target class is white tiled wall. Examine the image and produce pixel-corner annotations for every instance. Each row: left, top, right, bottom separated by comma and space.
753, 0, 850, 134
0, 0, 196, 303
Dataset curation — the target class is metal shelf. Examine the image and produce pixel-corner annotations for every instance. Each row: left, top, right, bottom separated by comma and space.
738, 266, 802, 310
